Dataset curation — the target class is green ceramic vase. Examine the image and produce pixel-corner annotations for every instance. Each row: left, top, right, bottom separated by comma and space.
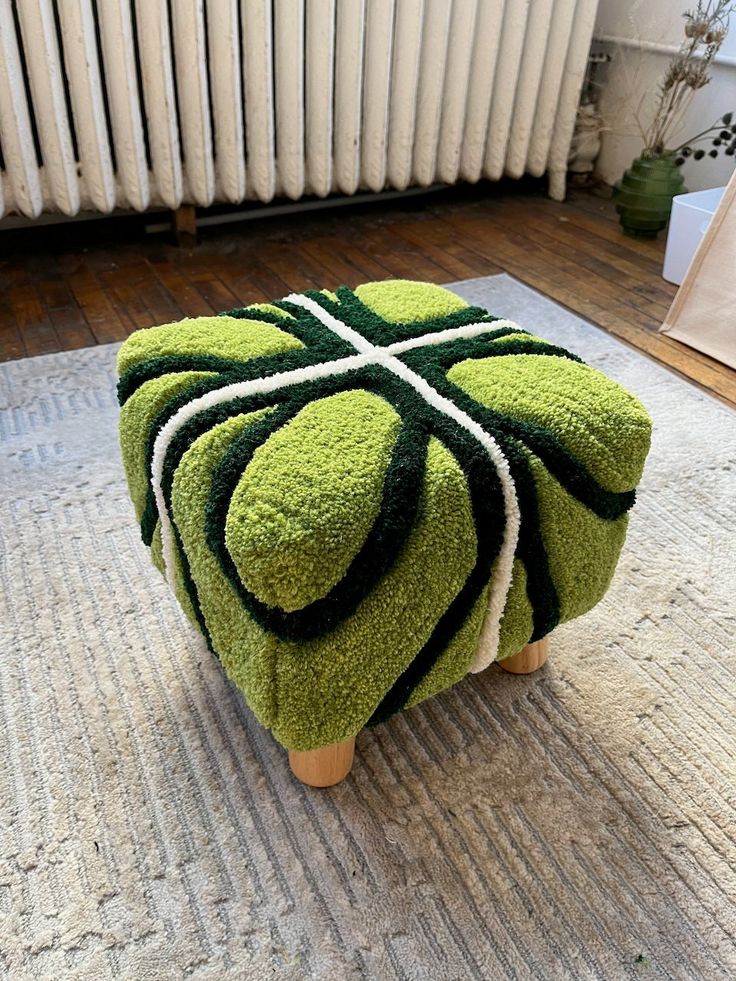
613, 153, 686, 239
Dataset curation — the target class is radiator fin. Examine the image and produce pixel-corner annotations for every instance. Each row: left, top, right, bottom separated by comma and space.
96, 0, 150, 211
459, 0, 504, 184
241, 0, 275, 203
412, 0, 452, 188
386, 0, 423, 192
207, 0, 245, 203
0, 0, 43, 216
16, 0, 80, 214
305, 0, 335, 198
333, 0, 365, 196
134, 0, 182, 209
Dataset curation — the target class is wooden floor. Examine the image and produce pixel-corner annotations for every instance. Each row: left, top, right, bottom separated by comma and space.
1, 180, 734, 408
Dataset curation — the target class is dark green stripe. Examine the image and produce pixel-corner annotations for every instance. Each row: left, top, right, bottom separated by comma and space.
118, 354, 251, 405
368, 411, 506, 724
401, 352, 635, 521
496, 435, 560, 641
408, 336, 584, 370
310, 286, 499, 346
369, 430, 562, 723
120, 300, 357, 407
138, 342, 357, 543
203, 367, 432, 641
218, 306, 293, 324
155, 401, 290, 646
271, 299, 363, 355
171, 521, 215, 654
394, 338, 585, 634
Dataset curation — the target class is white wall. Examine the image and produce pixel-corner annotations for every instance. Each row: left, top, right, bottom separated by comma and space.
594, 0, 736, 191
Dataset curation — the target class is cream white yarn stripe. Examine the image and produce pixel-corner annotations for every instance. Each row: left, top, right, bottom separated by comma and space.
150, 297, 522, 671
388, 319, 524, 355
150, 351, 375, 593
287, 294, 520, 672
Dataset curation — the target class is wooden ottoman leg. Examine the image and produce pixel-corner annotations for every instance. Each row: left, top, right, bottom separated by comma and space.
288, 736, 355, 787
499, 637, 550, 675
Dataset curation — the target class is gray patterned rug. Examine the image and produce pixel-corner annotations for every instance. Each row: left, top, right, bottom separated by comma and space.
1, 275, 734, 980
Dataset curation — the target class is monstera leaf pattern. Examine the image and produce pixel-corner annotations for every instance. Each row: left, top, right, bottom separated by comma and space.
117, 280, 651, 750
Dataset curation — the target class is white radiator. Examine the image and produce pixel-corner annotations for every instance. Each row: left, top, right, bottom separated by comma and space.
0, 0, 598, 219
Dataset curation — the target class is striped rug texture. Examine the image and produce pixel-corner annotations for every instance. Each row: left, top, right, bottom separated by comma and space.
1, 275, 734, 980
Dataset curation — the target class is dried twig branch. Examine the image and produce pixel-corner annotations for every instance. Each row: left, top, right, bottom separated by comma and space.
642, 1, 734, 156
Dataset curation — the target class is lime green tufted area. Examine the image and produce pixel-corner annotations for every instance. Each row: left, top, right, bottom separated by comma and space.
117, 280, 651, 750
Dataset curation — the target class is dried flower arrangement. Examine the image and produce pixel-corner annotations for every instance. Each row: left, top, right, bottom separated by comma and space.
639, 1, 735, 160
614, 1, 736, 238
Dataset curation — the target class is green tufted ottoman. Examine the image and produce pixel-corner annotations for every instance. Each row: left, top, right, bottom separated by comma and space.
117, 280, 651, 786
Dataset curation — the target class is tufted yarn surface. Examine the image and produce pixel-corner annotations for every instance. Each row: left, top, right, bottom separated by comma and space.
116, 279, 650, 750
1, 276, 734, 979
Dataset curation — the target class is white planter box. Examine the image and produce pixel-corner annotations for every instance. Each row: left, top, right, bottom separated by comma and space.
663, 186, 726, 285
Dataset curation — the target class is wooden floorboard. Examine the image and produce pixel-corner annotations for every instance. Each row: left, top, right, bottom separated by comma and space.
0, 181, 733, 408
